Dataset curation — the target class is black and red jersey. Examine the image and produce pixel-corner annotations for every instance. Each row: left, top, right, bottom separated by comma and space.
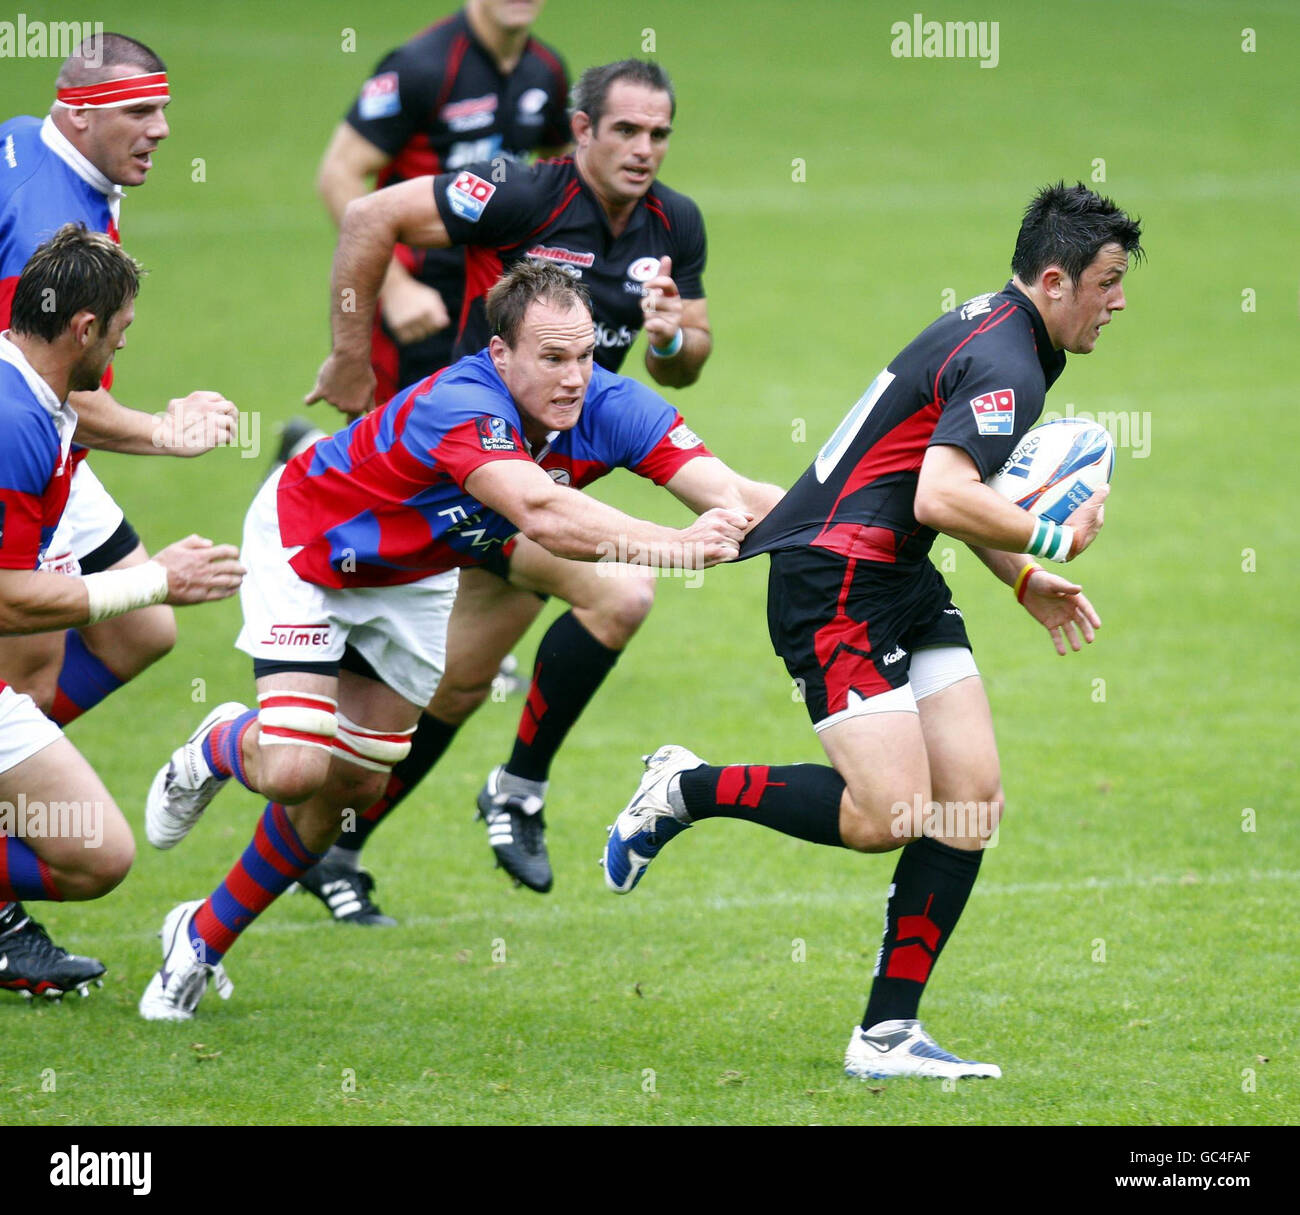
432, 156, 707, 370
345, 8, 569, 315
743, 282, 1066, 567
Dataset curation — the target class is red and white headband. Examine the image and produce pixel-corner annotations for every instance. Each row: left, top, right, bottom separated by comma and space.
54, 72, 170, 109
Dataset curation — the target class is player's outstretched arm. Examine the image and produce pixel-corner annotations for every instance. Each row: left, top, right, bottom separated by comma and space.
663, 456, 784, 524
969, 545, 1102, 656
306, 177, 452, 417
69, 387, 239, 457
916, 444, 1108, 560
466, 458, 749, 569
0, 536, 242, 636
641, 258, 712, 389
317, 124, 450, 348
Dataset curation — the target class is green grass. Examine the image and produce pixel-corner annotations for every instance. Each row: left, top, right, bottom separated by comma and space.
3, 0, 1297, 1124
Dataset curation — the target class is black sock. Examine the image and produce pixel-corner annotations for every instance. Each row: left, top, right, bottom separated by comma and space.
506, 611, 620, 783
333, 714, 461, 854
678, 763, 845, 848
862, 835, 983, 1027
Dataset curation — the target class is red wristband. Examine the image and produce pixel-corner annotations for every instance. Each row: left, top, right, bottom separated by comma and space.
1014, 562, 1041, 604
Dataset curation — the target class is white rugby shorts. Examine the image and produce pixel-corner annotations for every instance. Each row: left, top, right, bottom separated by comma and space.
39, 462, 127, 575
234, 471, 457, 708
0, 683, 63, 776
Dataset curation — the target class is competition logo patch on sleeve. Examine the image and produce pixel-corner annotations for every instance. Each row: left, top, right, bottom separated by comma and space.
358, 72, 400, 120
446, 171, 497, 222
476, 416, 518, 452
969, 389, 1016, 436
666, 422, 702, 450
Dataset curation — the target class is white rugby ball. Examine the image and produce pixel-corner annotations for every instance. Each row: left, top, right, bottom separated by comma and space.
987, 418, 1114, 524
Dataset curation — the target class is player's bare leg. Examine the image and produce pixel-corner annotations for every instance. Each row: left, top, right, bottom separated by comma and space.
0, 737, 132, 999
0, 543, 176, 723
314, 537, 656, 907
140, 671, 420, 1019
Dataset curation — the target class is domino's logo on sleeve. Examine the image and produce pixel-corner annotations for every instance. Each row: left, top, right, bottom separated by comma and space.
358, 72, 400, 120
446, 171, 497, 222
969, 388, 1016, 436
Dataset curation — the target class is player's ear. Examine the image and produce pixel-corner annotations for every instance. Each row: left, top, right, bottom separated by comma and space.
489, 334, 509, 373
70, 309, 98, 346
570, 110, 592, 145
1039, 266, 1065, 299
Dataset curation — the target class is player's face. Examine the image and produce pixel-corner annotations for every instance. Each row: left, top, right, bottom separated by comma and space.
577, 82, 673, 207
70, 300, 134, 392
495, 298, 595, 439
82, 99, 170, 187
1056, 243, 1130, 354
472, 0, 544, 32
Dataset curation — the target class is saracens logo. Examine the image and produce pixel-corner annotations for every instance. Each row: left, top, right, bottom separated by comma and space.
627, 256, 660, 283
262, 623, 331, 648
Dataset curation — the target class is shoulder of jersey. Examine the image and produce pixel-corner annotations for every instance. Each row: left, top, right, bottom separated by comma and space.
645, 179, 700, 220
0, 117, 47, 188
404, 13, 463, 56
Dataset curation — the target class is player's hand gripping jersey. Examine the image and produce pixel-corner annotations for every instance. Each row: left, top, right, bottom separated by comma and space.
742, 283, 1066, 567
277, 349, 712, 588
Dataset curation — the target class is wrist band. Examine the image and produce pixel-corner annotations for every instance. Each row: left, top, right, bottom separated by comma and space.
1014, 562, 1041, 603
83, 561, 170, 624
649, 329, 683, 358
1025, 517, 1075, 562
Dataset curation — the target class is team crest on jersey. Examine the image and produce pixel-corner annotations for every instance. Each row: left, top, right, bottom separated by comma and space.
518, 87, 549, 122
627, 257, 661, 283
970, 389, 1016, 436
446, 171, 497, 222
476, 415, 518, 452
358, 72, 400, 120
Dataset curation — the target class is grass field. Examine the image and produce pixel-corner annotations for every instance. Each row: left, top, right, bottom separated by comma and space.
3, 0, 1297, 1126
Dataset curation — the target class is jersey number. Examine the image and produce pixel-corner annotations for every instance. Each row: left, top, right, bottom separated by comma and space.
814, 369, 895, 484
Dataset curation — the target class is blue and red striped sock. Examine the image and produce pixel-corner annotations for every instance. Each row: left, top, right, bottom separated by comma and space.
189, 803, 322, 963
200, 709, 259, 791
49, 631, 124, 726
0, 837, 63, 902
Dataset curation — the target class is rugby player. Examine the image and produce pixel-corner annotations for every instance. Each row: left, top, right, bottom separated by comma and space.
0, 226, 243, 999
0, 34, 239, 982
139, 261, 779, 1019
603, 183, 1142, 1079
317, 0, 569, 405
294, 60, 715, 917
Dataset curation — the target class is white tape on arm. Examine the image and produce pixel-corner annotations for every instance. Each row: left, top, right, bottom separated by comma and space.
82, 561, 170, 624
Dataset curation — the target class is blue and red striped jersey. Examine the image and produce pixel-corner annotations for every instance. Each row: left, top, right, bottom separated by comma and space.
277, 348, 711, 589
0, 115, 122, 331
0, 334, 77, 570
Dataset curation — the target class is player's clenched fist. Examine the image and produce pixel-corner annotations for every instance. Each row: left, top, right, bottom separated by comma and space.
680, 506, 753, 566
153, 535, 245, 604
305, 351, 376, 417
381, 278, 451, 345
640, 255, 683, 349
1064, 484, 1110, 558
154, 391, 240, 455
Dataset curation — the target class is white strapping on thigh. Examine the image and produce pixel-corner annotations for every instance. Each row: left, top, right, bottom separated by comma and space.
813, 682, 917, 733
909, 646, 979, 701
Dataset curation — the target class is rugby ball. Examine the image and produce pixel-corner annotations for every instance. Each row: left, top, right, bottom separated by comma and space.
986, 418, 1114, 524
